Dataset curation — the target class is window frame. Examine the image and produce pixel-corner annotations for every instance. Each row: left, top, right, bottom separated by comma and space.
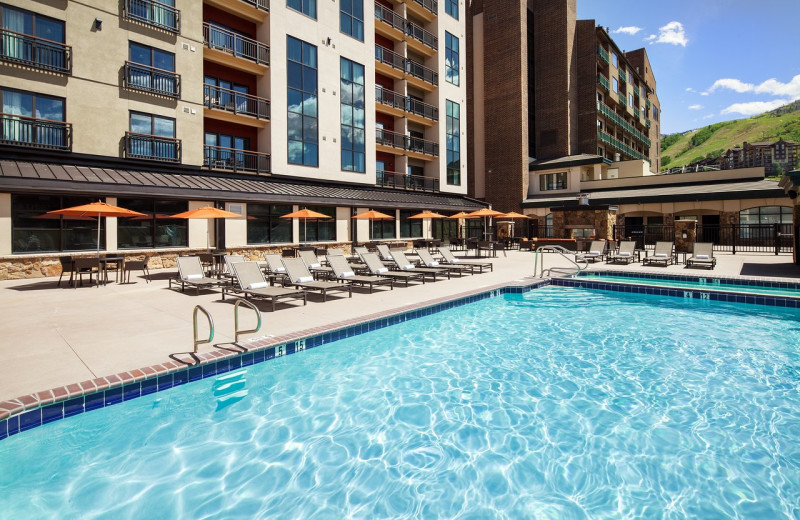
340, 57, 366, 173
116, 198, 188, 250
287, 35, 319, 167
399, 209, 423, 238
340, 0, 364, 41
0, 4, 65, 42
539, 172, 568, 191
445, 31, 460, 86
129, 111, 175, 137
287, 0, 317, 19
445, 0, 459, 19
446, 100, 460, 186
246, 203, 293, 245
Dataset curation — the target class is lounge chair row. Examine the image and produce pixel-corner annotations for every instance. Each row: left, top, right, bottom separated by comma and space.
575, 240, 716, 269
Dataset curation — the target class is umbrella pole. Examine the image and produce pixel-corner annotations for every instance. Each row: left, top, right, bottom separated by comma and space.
96, 211, 101, 257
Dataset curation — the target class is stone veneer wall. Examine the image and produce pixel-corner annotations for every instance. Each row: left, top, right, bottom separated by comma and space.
673, 220, 697, 253
553, 209, 616, 240
0, 242, 376, 281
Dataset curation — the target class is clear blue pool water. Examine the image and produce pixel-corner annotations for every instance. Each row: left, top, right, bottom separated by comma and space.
2, 287, 800, 519
582, 272, 800, 298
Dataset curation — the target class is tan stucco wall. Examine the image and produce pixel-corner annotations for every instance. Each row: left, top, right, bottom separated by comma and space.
582, 166, 766, 191
224, 202, 248, 248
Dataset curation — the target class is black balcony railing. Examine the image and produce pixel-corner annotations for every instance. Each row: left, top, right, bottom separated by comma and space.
242, 0, 270, 11
406, 21, 438, 50
124, 131, 181, 163
405, 59, 438, 86
412, 0, 437, 16
0, 114, 71, 151
203, 84, 270, 119
203, 23, 269, 66
204, 145, 270, 174
124, 0, 181, 33
374, 2, 405, 32
124, 61, 181, 98
375, 86, 438, 121
377, 170, 439, 192
375, 45, 405, 71
376, 128, 439, 156
0, 28, 72, 74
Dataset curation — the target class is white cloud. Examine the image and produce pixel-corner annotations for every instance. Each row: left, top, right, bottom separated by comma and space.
705, 78, 755, 94
702, 114, 715, 120
613, 26, 643, 35
721, 99, 791, 116
688, 104, 703, 110
704, 75, 800, 99
645, 21, 688, 47
685, 87, 695, 93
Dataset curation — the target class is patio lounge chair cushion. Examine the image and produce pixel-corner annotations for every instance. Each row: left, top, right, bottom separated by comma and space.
297, 276, 314, 283
247, 282, 269, 290
186, 273, 203, 280
339, 271, 355, 279
696, 254, 709, 259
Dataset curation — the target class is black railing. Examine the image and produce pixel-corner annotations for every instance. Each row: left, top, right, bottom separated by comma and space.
698, 224, 792, 254
204, 145, 270, 174
0, 28, 72, 74
612, 225, 675, 250
412, 0, 437, 15
124, 61, 181, 98
124, 0, 181, 33
406, 21, 438, 50
376, 128, 439, 156
405, 59, 438, 86
375, 86, 438, 121
203, 84, 270, 119
242, 0, 269, 11
374, 2, 405, 32
0, 114, 71, 151
203, 23, 269, 66
377, 170, 439, 192
375, 45, 404, 71
124, 131, 181, 163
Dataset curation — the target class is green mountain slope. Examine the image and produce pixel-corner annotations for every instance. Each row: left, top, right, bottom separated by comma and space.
661, 100, 800, 170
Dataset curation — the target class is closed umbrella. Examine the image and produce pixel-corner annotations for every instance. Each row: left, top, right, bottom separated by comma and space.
281, 208, 332, 244
170, 206, 242, 251
47, 201, 146, 256
352, 210, 395, 240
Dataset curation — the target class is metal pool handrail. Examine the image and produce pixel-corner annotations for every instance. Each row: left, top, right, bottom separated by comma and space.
193, 305, 214, 353
234, 299, 262, 343
533, 245, 588, 278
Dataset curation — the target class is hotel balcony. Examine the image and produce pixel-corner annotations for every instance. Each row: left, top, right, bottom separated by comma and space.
124, 132, 181, 163
0, 28, 72, 74
203, 0, 269, 22
597, 74, 609, 91
597, 45, 609, 65
375, 47, 437, 90
0, 114, 72, 151
203, 23, 270, 75
597, 102, 651, 147
123, 62, 181, 98
374, 3, 437, 56
618, 70, 626, 83
406, 0, 437, 22
376, 129, 439, 161
203, 84, 270, 127
375, 86, 437, 126
597, 130, 648, 163
377, 170, 439, 192
123, 0, 181, 33
203, 145, 270, 174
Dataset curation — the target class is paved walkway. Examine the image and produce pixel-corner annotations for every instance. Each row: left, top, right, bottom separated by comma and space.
1, 250, 797, 403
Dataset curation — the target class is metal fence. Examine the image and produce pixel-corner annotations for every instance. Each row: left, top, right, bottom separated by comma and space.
612, 225, 675, 250
697, 224, 792, 254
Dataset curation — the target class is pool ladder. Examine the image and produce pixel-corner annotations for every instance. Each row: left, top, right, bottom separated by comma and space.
533, 245, 588, 279
192, 300, 262, 353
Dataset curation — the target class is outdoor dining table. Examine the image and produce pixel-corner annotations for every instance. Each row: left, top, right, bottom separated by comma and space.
99, 256, 125, 284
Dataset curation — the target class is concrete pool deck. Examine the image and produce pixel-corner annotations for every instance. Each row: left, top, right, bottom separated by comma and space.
1, 249, 798, 409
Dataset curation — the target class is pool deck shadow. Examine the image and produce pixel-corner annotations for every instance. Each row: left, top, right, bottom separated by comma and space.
740, 262, 800, 278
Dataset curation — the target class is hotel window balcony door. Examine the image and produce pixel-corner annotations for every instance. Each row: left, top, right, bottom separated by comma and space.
204, 132, 249, 169
128, 42, 178, 97
125, 0, 179, 33
0, 4, 69, 73
1, 88, 68, 150
204, 76, 249, 113
206, 22, 251, 59
408, 129, 425, 153
127, 111, 179, 162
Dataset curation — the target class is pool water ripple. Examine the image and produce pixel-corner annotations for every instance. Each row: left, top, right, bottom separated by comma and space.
1, 287, 800, 519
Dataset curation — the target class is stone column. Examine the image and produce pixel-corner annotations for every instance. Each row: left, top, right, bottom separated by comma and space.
674, 219, 697, 253
593, 209, 617, 240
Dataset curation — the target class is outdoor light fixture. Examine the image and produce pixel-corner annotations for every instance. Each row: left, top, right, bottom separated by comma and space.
94, 18, 103, 30
682, 231, 688, 239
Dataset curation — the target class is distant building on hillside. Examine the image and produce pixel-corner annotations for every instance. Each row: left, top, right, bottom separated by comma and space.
720, 139, 800, 175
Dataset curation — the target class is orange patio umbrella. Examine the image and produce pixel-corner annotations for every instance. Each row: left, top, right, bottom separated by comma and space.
170, 206, 243, 251
496, 211, 529, 239
47, 201, 147, 256
465, 208, 505, 240
281, 208, 332, 244
448, 211, 471, 219
352, 209, 395, 239
408, 210, 447, 238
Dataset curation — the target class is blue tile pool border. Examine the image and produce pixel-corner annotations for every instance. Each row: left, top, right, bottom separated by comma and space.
0, 279, 549, 441
579, 270, 800, 291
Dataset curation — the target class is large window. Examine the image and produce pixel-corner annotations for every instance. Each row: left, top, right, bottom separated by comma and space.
0, 4, 67, 71
340, 58, 366, 173
128, 111, 178, 161
204, 132, 249, 167
288, 0, 316, 19
117, 199, 187, 249
739, 206, 792, 225
247, 204, 292, 244
370, 212, 396, 239
299, 206, 336, 242
445, 0, 458, 19
128, 42, 177, 96
399, 210, 422, 238
340, 0, 364, 41
11, 195, 105, 253
446, 100, 460, 185
539, 172, 567, 191
612, 77, 618, 93
445, 32, 459, 86
203, 76, 249, 113
1, 88, 66, 148
652, 105, 659, 122
611, 52, 618, 68
287, 36, 318, 167
432, 219, 458, 241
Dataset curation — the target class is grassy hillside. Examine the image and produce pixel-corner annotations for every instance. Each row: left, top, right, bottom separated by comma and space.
660, 100, 800, 170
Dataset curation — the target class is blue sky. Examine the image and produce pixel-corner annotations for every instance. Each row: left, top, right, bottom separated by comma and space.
578, 0, 800, 134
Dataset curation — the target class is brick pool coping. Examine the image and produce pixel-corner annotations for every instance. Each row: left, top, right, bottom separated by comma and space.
0, 277, 546, 426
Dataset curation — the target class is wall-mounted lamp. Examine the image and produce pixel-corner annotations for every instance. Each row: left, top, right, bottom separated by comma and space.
94, 18, 103, 30
681, 231, 688, 239
326, 37, 331, 46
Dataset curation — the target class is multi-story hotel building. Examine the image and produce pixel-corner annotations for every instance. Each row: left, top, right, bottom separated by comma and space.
467, 0, 661, 216
0, 0, 473, 264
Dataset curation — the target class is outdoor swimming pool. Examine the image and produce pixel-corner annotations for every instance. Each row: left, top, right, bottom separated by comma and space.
1, 286, 799, 519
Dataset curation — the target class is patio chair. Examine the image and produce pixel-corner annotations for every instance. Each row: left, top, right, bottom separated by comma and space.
57, 256, 74, 287
361, 252, 426, 286
606, 241, 636, 265
327, 247, 366, 270
416, 248, 470, 277
686, 242, 717, 269
73, 257, 100, 288
299, 249, 334, 280
353, 245, 370, 261
224, 261, 307, 312
123, 257, 150, 284
170, 256, 228, 295
643, 241, 675, 267
282, 258, 353, 301
389, 251, 450, 281
438, 246, 493, 273
262, 253, 290, 285
576, 240, 607, 263
327, 254, 394, 293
